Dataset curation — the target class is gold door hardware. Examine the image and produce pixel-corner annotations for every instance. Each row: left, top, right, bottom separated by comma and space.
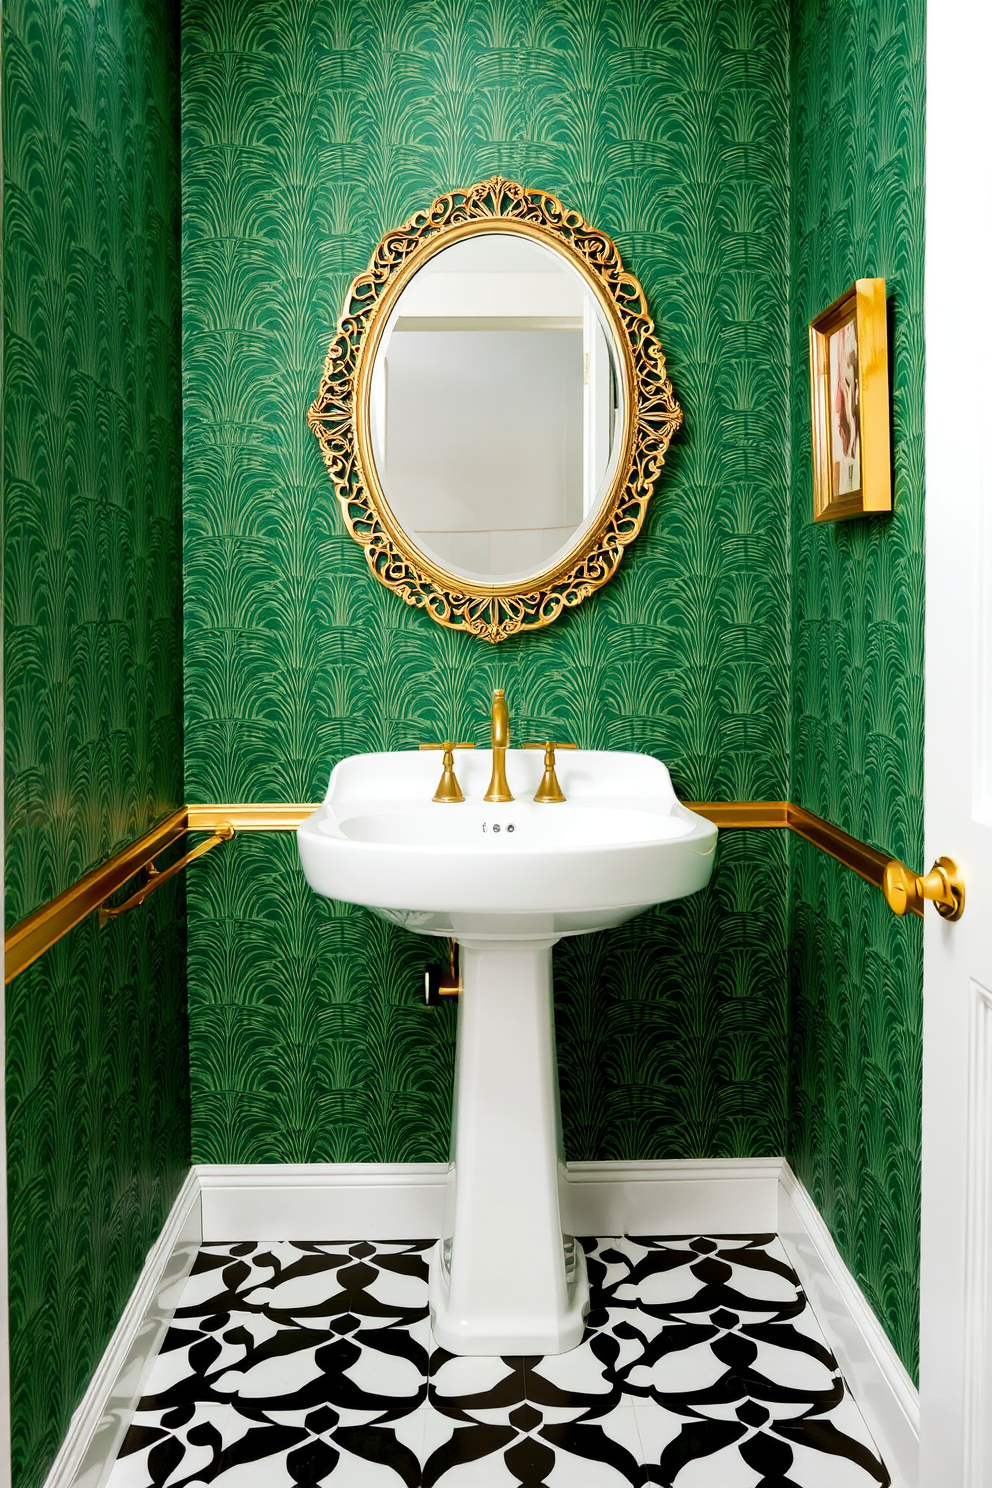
425, 939, 462, 1004
420, 741, 475, 803
882, 855, 965, 921
484, 689, 513, 803
523, 741, 578, 803
98, 824, 235, 926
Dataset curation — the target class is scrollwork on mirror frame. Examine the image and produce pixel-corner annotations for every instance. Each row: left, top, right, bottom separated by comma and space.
307, 176, 683, 644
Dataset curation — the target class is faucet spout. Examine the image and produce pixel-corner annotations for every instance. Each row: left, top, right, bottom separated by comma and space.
484, 689, 514, 803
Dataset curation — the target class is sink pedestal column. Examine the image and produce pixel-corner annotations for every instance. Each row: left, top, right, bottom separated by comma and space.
429, 939, 589, 1355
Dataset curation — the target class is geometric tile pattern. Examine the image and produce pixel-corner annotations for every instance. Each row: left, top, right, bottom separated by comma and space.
108, 1236, 890, 1486
181, 0, 793, 1166
788, 0, 925, 1379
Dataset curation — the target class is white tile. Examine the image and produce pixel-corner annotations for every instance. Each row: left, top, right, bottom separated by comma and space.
431, 1352, 526, 1404
408, 1313, 433, 1355
138, 1331, 209, 1398
749, 1337, 839, 1393
648, 1439, 758, 1488
420, 1410, 519, 1485
197, 1453, 296, 1488
721, 1263, 801, 1307
106, 1405, 231, 1488
542, 1407, 644, 1485
624, 1337, 726, 1396
110, 1235, 893, 1488
105, 1447, 155, 1488
321, 1441, 420, 1486
365, 1263, 429, 1311
822, 1388, 889, 1458
785, 1435, 889, 1487
176, 1263, 247, 1313
631, 1403, 684, 1462
247, 1272, 340, 1310
526, 1339, 612, 1402
342, 1340, 428, 1400
214, 1342, 326, 1400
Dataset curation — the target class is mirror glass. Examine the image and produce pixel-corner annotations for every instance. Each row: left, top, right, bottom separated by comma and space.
367, 232, 625, 585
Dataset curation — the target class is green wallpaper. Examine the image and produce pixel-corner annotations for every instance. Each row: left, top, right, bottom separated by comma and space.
6, 890, 189, 1487
787, 0, 925, 1376
3, 0, 184, 927
2, 0, 187, 1481
181, 0, 792, 1166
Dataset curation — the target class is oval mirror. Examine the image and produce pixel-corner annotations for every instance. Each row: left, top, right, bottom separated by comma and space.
365, 232, 624, 586
308, 178, 682, 643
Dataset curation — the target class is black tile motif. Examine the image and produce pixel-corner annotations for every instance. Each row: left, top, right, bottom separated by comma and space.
108, 1236, 890, 1486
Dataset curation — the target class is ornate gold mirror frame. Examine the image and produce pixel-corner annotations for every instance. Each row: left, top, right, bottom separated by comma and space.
307, 177, 682, 643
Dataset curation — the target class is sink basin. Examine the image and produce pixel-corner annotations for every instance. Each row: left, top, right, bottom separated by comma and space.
298, 747, 716, 939
298, 747, 717, 1356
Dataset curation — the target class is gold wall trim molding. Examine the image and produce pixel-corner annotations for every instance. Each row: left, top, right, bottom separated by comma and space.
3, 797, 923, 983
186, 804, 316, 832
689, 801, 919, 912
4, 808, 189, 984
688, 802, 790, 828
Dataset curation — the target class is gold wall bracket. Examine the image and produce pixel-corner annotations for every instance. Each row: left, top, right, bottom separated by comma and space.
420, 742, 475, 803
98, 824, 234, 926
883, 855, 965, 921
523, 741, 577, 802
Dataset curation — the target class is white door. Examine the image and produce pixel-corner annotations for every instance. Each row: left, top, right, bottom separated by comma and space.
921, 4, 992, 1482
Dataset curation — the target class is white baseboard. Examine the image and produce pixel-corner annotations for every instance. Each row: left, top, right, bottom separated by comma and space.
43, 1171, 202, 1488
194, 1157, 783, 1241
567, 1157, 782, 1234
45, 1157, 918, 1488
196, 1162, 449, 1242
778, 1161, 919, 1488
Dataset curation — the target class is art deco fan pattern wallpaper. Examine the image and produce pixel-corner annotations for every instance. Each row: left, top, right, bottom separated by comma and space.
180, 0, 791, 1150
2, 0, 187, 1482
788, 0, 925, 1376
1, 0, 927, 1483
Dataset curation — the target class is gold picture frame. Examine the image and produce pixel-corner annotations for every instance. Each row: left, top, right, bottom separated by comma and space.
307, 177, 682, 644
808, 278, 891, 522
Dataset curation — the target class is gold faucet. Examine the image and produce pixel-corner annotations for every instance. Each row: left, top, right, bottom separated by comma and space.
484, 689, 513, 803
420, 741, 475, 802
523, 741, 577, 802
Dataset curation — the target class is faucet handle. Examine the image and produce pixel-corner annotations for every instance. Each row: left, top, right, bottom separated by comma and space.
419, 742, 475, 803
523, 741, 577, 803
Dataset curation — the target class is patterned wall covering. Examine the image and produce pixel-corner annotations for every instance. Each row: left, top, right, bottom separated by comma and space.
3, 0, 184, 927
181, 0, 793, 1166
787, 0, 925, 1377
6, 891, 189, 1488
2, 0, 187, 1482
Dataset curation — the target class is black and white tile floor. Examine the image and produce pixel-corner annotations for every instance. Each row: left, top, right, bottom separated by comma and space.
108, 1234, 891, 1487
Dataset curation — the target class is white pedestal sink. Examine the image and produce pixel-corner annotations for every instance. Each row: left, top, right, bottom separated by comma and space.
298, 748, 717, 1355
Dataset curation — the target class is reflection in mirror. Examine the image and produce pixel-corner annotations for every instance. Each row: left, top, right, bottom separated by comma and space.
368, 233, 623, 585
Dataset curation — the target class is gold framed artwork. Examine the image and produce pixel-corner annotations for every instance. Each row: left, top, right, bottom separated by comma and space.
808, 278, 891, 522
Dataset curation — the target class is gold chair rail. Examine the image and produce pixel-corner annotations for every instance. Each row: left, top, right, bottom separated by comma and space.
4, 799, 925, 985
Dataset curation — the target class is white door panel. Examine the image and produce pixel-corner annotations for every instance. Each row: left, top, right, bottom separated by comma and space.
922, 4, 992, 1481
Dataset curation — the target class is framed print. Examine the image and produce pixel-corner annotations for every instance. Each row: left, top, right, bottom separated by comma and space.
808, 278, 891, 521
